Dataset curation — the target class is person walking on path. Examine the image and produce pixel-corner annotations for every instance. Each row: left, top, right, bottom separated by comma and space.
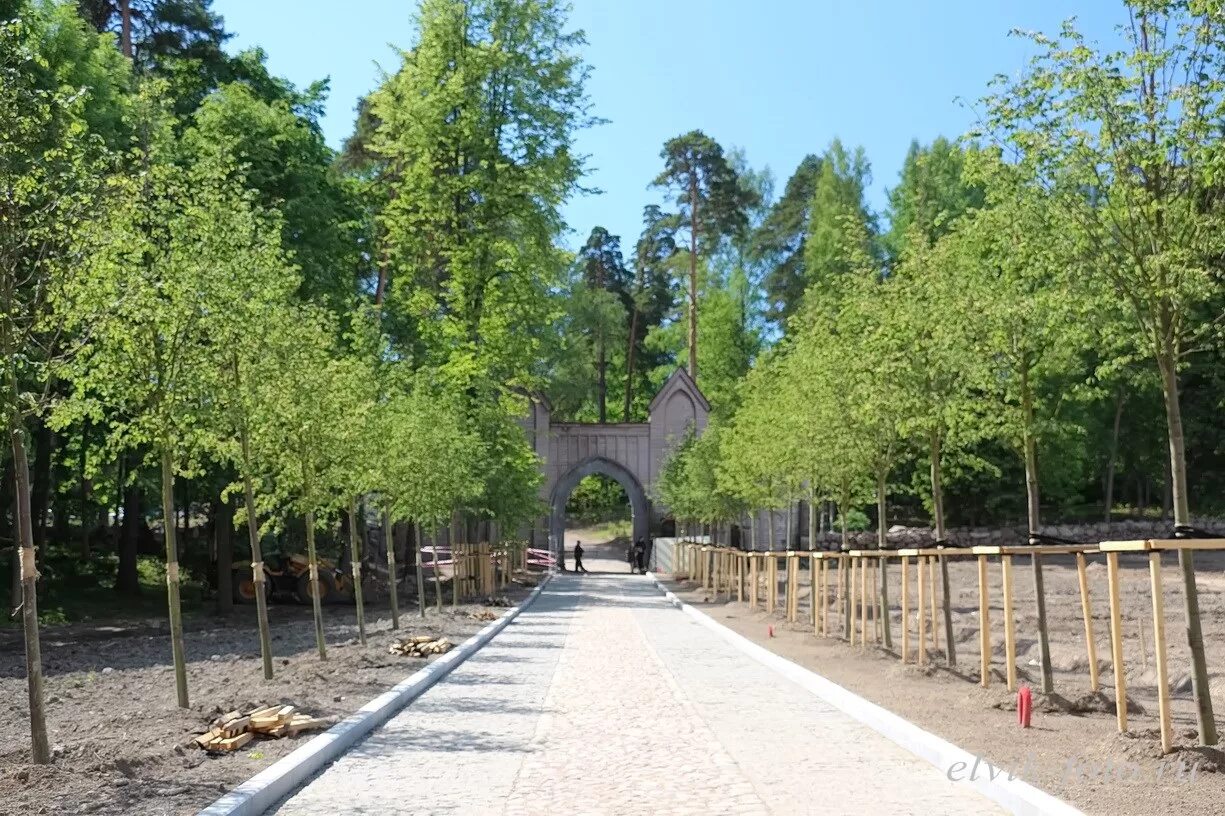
633, 538, 646, 574
626, 540, 637, 574
573, 541, 589, 573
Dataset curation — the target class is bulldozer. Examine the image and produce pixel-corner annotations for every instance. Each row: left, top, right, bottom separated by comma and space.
233, 553, 353, 605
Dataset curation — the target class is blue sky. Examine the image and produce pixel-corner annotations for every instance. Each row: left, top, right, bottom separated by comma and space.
213, 1, 1121, 251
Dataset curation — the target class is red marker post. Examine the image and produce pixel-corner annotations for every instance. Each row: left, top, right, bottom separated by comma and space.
1018, 685, 1033, 728
768, 624, 775, 638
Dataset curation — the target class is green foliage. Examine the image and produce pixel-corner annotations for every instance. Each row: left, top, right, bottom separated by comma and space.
565, 474, 629, 523
184, 81, 365, 310
835, 508, 869, 533
753, 154, 821, 327
369, 0, 593, 387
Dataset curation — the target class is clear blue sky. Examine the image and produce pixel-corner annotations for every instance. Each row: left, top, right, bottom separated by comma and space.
213, 0, 1121, 251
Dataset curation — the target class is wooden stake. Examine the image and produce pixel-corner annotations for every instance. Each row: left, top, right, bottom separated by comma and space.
1107, 551, 1127, 733
1075, 553, 1099, 692
870, 560, 879, 643
862, 556, 872, 646
842, 556, 851, 642
1149, 551, 1172, 755
1138, 600, 1149, 672
1001, 555, 1017, 692
744, 556, 754, 607
978, 554, 990, 688
810, 555, 818, 632
852, 556, 862, 646
788, 554, 798, 621
384, 513, 399, 631
940, 555, 957, 668
737, 553, 744, 603
901, 555, 910, 663
928, 554, 939, 653
918, 556, 927, 666
822, 558, 831, 635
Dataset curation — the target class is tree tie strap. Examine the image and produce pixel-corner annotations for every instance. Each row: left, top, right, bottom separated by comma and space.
308, 563, 319, 582
166, 561, 180, 584
251, 561, 266, 583
19, 547, 39, 581
1174, 525, 1215, 539
351, 563, 362, 580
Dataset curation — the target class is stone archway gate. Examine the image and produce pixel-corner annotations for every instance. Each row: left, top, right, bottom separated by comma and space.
521, 368, 709, 559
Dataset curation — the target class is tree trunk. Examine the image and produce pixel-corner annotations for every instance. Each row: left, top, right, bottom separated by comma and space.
9, 416, 50, 763
79, 419, 92, 558
595, 257, 607, 423
119, 0, 132, 57
304, 508, 327, 660
240, 439, 274, 680
1162, 454, 1172, 521
687, 175, 699, 379
1107, 389, 1122, 521
875, 468, 892, 649
415, 522, 427, 618
432, 526, 443, 612
785, 499, 793, 548
767, 508, 776, 551
839, 481, 850, 551
930, 431, 956, 666
159, 448, 189, 708
213, 487, 232, 615
624, 294, 640, 421
30, 420, 50, 553
1020, 369, 1040, 534
1159, 353, 1216, 745
807, 488, 816, 550
4, 459, 17, 611
347, 496, 366, 646
385, 511, 399, 630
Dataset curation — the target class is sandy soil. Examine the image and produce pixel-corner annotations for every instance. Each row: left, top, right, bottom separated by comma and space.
0, 580, 535, 816
664, 549, 1225, 816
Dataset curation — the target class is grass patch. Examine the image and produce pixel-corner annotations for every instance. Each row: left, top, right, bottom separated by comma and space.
574, 518, 632, 541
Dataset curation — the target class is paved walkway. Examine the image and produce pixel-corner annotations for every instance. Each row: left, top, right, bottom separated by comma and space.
271, 569, 1002, 816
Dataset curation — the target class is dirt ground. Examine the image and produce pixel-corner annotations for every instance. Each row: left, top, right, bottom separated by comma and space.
665, 549, 1225, 816
0, 579, 535, 816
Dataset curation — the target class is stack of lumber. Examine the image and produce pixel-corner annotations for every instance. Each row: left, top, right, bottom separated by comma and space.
194, 705, 333, 753
388, 635, 454, 657
469, 609, 499, 622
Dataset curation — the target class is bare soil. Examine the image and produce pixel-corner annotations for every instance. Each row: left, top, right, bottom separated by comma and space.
0, 581, 534, 816
664, 549, 1225, 816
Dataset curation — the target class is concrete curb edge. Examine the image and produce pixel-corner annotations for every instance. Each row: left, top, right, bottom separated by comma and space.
647, 573, 1083, 816
197, 573, 553, 816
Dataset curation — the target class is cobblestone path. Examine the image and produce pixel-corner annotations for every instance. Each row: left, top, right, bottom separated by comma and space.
271, 571, 1001, 815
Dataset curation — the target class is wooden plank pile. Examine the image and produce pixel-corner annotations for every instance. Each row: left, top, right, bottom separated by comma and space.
469, 609, 499, 621
194, 705, 334, 753
388, 635, 454, 657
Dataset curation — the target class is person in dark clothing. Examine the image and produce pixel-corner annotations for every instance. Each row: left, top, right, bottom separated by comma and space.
626, 540, 637, 574
573, 540, 589, 573
633, 538, 646, 573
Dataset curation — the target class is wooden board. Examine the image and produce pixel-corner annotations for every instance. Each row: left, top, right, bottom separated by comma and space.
207, 732, 253, 753
1099, 540, 1153, 552
998, 544, 1100, 555
1148, 538, 1225, 551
